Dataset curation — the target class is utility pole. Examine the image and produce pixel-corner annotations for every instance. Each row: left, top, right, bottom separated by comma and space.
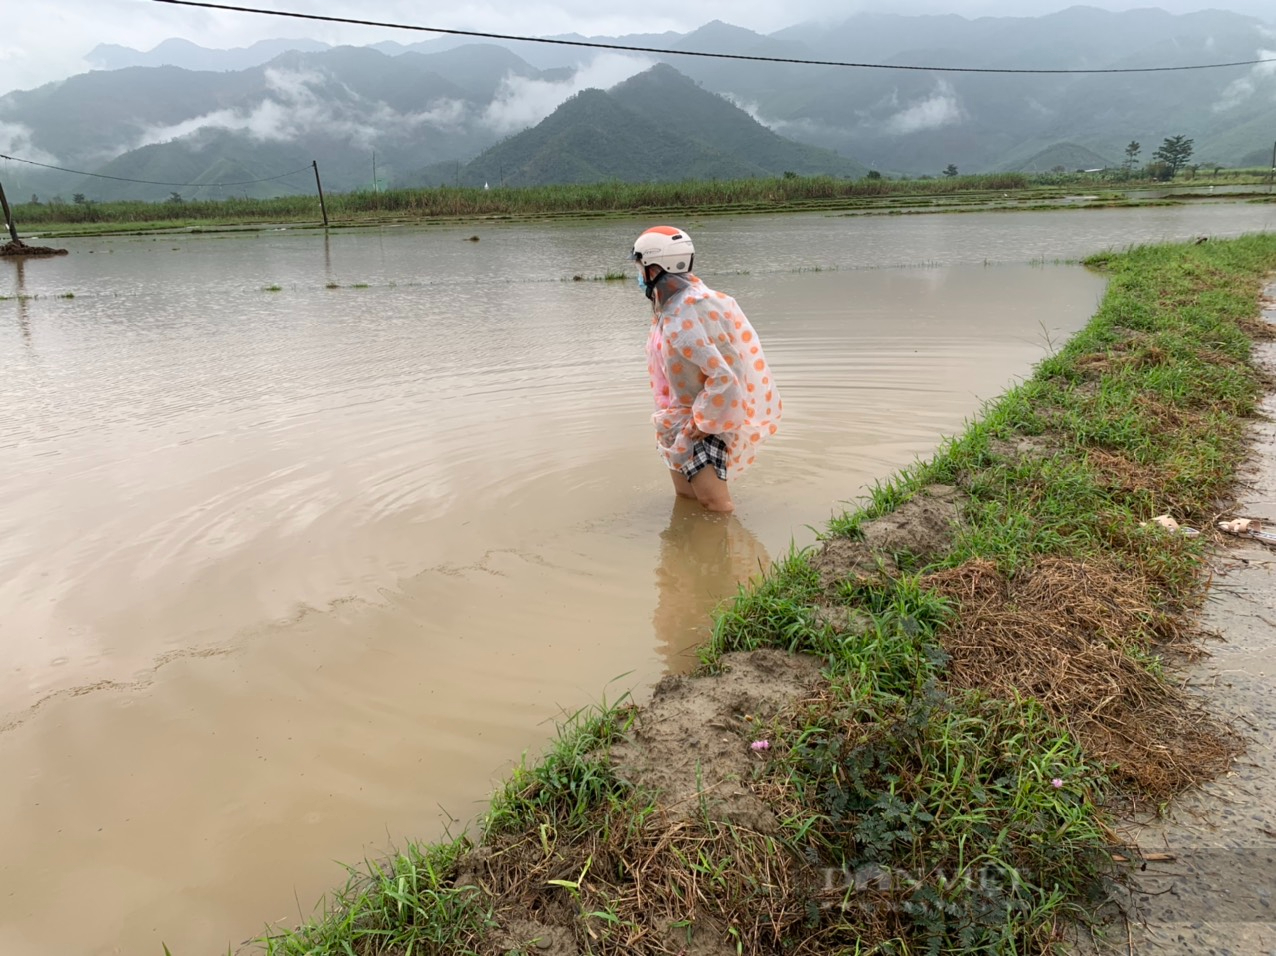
372, 150, 378, 194
0, 177, 19, 243
1269, 140, 1275, 194
312, 161, 329, 228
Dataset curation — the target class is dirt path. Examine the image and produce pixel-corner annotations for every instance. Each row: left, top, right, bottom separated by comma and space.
1084, 280, 1276, 953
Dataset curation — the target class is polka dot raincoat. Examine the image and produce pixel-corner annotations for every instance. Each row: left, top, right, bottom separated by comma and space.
645, 274, 781, 479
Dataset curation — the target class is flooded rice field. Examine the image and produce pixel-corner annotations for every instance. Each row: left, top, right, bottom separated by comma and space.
1, 202, 1272, 954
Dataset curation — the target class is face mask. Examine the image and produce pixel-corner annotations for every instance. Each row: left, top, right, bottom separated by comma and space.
636, 273, 648, 295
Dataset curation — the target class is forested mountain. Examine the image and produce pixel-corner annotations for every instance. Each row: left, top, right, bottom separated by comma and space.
438, 65, 867, 187
2, 6, 1272, 201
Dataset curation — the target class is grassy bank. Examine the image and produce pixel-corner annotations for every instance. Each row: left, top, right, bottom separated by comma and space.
254, 234, 1276, 956
16, 170, 1275, 238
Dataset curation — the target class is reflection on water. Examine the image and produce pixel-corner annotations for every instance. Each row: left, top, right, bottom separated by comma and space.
7, 258, 30, 348
1, 204, 1265, 955
653, 498, 770, 672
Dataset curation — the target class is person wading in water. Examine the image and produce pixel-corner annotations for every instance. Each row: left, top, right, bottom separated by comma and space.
632, 226, 782, 513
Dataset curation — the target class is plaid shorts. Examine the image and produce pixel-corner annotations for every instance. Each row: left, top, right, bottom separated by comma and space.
681, 434, 729, 481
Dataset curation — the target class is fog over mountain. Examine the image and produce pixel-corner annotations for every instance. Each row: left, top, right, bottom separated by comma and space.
1, 6, 1273, 200
4, 0, 1274, 96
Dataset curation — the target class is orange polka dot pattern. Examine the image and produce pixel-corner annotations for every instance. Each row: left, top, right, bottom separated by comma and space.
646, 276, 781, 479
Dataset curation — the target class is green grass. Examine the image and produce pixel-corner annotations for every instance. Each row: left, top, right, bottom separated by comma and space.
243, 234, 1276, 956
774, 687, 1107, 952
483, 697, 637, 835
258, 838, 495, 956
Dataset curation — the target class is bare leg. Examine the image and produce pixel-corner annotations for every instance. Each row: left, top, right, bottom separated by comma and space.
689, 468, 734, 513
669, 469, 698, 499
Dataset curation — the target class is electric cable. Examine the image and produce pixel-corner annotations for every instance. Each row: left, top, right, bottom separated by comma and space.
0, 152, 314, 188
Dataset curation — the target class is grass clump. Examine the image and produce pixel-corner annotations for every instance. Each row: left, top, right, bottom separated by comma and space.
484, 698, 637, 835
770, 687, 1108, 953
260, 839, 494, 956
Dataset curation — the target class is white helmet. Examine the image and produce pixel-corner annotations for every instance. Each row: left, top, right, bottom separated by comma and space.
631, 226, 695, 275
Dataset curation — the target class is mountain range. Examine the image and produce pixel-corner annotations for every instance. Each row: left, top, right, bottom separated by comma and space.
2, 6, 1274, 202
432, 65, 867, 188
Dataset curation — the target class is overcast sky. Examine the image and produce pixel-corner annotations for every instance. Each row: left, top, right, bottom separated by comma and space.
1, 0, 1273, 97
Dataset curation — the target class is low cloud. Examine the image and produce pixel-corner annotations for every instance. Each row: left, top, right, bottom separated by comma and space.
1214, 49, 1276, 112
0, 120, 59, 165
884, 80, 964, 135
721, 93, 826, 139
1025, 97, 1052, 118
482, 53, 652, 134
132, 57, 659, 148
132, 67, 469, 147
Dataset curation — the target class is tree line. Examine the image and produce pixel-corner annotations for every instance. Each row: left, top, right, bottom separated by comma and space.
939, 134, 1200, 181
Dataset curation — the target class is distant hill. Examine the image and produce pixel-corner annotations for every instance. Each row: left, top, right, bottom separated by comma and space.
0, 45, 540, 200
434, 65, 866, 187
665, 7, 1276, 175
87, 37, 332, 72
1237, 141, 1276, 169
611, 65, 865, 178
442, 87, 767, 187
1003, 142, 1118, 173
1198, 107, 1276, 169
86, 30, 684, 74
4, 7, 1276, 201
85, 132, 317, 201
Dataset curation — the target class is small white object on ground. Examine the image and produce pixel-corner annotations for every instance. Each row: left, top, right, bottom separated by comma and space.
1217, 516, 1276, 544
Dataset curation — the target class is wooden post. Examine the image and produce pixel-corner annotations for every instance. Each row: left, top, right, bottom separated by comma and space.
312, 161, 329, 227
0, 178, 19, 243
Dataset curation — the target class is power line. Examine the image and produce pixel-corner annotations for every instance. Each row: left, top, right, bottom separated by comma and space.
0, 152, 314, 188
147, 0, 1276, 75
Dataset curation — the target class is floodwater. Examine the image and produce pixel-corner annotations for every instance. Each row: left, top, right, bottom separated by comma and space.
0, 203, 1270, 955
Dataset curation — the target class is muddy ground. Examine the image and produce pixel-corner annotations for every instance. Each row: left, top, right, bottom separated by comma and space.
1077, 281, 1276, 954
0, 239, 67, 256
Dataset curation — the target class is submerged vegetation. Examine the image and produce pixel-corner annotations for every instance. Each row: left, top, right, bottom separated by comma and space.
250, 232, 1276, 955
12, 168, 1274, 237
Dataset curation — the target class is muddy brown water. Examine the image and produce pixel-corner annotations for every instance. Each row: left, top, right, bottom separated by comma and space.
1, 205, 1272, 955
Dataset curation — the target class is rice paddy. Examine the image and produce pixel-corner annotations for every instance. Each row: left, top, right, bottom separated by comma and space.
12, 169, 1272, 238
